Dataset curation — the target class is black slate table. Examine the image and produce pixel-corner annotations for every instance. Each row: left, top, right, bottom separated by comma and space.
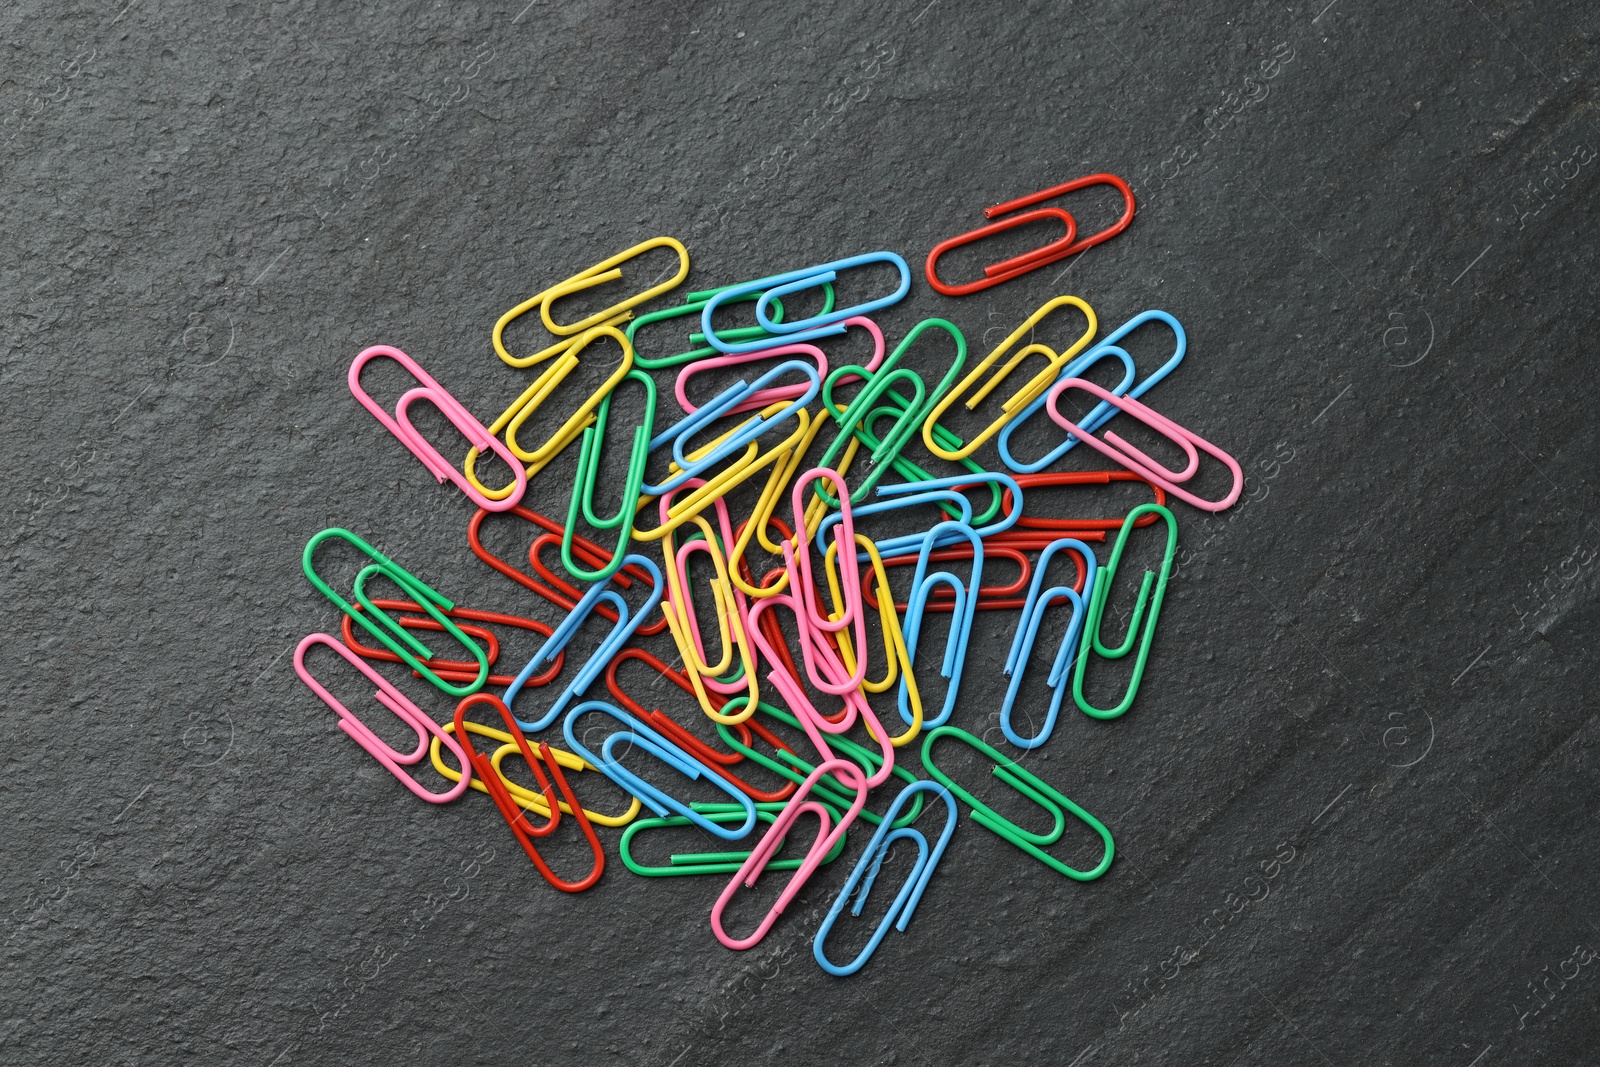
4, 2, 1597, 1064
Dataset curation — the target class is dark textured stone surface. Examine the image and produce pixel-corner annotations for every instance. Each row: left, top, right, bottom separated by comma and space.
3, 1, 1598, 1063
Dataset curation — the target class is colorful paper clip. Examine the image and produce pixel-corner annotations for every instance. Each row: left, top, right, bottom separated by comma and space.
492, 237, 688, 368
813, 781, 959, 975
454, 694, 606, 891
294, 634, 472, 803
711, 759, 870, 950
922, 726, 1114, 880
925, 174, 1135, 296
922, 296, 1097, 461
425, 719, 643, 827
619, 801, 848, 877
999, 310, 1186, 474
813, 318, 968, 505
502, 553, 664, 731
303, 528, 489, 697
349, 345, 527, 511
466, 505, 669, 636
1000, 538, 1099, 748
712, 699, 927, 829
562, 700, 758, 840
339, 598, 562, 687
468, 323, 635, 500
625, 279, 833, 369
700, 253, 911, 353
1073, 503, 1178, 720
563, 368, 657, 582
895, 521, 983, 729
1046, 378, 1242, 512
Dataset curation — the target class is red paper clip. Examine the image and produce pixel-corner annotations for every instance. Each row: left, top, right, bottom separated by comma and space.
925, 174, 1135, 296
998, 471, 1167, 531
863, 544, 1038, 612
340, 598, 565, 688
467, 506, 670, 636
455, 694, 604, 893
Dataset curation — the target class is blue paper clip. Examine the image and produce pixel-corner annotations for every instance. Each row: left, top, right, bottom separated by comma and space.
1000, 538, 1099, 748
502, 554, 664, 731
562, 700, 758, 840
896, 520, 983, 728
641, 360, 820, 496
813, 781, 959, 976
700, 252, 911, 353
815, 471, 1023, 559
998, 310, 1186, 474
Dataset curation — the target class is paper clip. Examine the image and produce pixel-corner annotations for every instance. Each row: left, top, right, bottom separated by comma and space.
744, 589, 897, 788
466, 324, 635, 501
812, 318, 968, 506
711, 759, 870, 950
813, 781, 959, 975
338, 598, 562, 688
1074, 503, 1177, 720
675, 338, 845, 417
425, 718, 643, 827
922, 296, 1097, 461
641, 360, 821, 499
864, 542, 1036, 613
816, 471, 1023, 560
1001, 538, 1099, 749
999, 310, 1186, 474
700, 252, 911, 354
563, 368, 657, 582
455, 694, 605, 892
926, 209, 1077, 296
784, 468, 868, 697
466, 505, 670, 636
303, 528, 488, 697
925, 174, 1135, 296
293, 634, 472, 803
998, 471, 1166, 532
502, 553, 664, 731
1046, 379, 1242, 512
561, 700, 758, 840
894, 520, 983, 729
625, 279, 834, 369
922, 725, 1114, 880
852, 392, 1009, 527
604, 647, 795, 803
713, 698, 927, 829
655, 482, 760, 724
619, 801, 849, 877
348, 345, 527, 511
492, 237, 688, 368
823, 534, 923, 747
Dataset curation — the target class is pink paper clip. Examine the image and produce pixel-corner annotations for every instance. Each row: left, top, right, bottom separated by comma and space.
348, 344, 527, 511
711, 759, 869, 950
783, 468, 868, 696
293, 633, 472, 803
1045, 377, 1242, 512
673, 316, 886, 416
744, 591, 895, 788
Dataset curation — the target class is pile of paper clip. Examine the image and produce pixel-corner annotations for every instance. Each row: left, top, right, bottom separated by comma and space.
294, 174, 1246, 974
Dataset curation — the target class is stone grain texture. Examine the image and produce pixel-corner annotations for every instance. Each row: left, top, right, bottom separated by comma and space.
2, 1, 1598, 1064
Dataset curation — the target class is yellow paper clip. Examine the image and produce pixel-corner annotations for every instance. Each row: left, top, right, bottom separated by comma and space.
921, 295, 1097, 461
659, 509, 761, 724
825, 534, 923, 747
492, 237, 689, 368
427, 721, 642, 827
464, 324, 634, 500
